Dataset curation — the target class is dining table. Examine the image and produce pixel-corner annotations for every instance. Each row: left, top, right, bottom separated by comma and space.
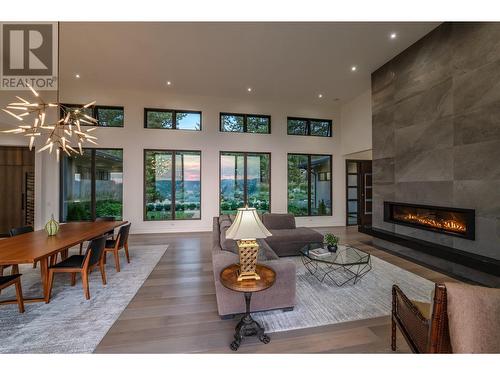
0, 220, 126, 305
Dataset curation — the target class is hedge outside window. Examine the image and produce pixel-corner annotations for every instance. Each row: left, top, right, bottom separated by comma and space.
60, 104, 124, 127
220, 113, 270, 134
144, 108, 201, 130
287, 117, 332, 137
288, 153, 332, 216
60, 149, 123, 222
220, 152, 270, 214
144, 150, 201, 220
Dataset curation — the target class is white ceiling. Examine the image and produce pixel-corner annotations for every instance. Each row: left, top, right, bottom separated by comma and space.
60, 22, 439, 105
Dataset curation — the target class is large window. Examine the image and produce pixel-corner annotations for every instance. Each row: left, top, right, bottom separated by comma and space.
220, 152, 270, 214
220, 113, 270, 134
287, 117, 332, 137
144, 150, 201, 220
60, 149, 123, 222
61, 104, 124, 127
288, 153, 332, 216
144, 108, 201, 130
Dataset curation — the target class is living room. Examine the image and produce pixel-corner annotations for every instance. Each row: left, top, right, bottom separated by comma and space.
1, 1, 499, 373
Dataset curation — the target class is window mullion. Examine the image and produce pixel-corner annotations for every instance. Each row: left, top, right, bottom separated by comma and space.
91, 149, 97, 220
171, 151, 176, 220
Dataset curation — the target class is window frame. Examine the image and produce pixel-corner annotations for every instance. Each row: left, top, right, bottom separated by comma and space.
219, 112, 271, 134
143, 149, 202, 221
143, 108, 202, 131
219, 151, 272, 215
60, 103, 125, 127
287, 152, 332, 217
287, 116, 332, 137
59, 147, 124, 222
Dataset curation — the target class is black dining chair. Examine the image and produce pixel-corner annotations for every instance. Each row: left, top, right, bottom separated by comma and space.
0, 274, 24, 313
46, 236, 107, 302
5, 226, 33, 272
79, 216, 116, 255
104, 223, 131, 272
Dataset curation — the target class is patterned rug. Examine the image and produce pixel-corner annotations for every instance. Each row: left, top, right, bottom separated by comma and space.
255, 255, 435, 333
0, 244, 167, 353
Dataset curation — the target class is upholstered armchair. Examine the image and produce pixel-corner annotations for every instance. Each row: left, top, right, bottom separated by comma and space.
392, 283, 500, 353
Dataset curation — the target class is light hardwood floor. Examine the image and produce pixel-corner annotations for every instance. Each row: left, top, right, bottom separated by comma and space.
95, 227, 457, 353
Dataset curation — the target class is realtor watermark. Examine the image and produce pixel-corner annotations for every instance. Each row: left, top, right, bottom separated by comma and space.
0, 22, 58, 90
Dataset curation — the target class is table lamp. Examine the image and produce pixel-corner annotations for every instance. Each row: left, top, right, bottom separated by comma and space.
225, 206, 272, 281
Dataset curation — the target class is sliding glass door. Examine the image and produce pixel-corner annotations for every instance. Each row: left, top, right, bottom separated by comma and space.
61, 148, 123, 222
287, 153, 332, 216
220, 152, 270, 215
144, 150, 201, 220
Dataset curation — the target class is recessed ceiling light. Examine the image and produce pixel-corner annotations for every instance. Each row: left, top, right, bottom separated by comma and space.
351, 66, 357, 72
166, 81, 172, 86
75, 74, 80, 78
247, 87, 252, 92
318, 94, 323, 98
390, 32, 397, 40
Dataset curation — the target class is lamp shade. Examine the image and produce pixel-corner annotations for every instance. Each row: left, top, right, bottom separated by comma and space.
225, 207, 272, 240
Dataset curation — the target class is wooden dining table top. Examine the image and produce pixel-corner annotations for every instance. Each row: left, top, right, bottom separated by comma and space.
0, 221, 127, 265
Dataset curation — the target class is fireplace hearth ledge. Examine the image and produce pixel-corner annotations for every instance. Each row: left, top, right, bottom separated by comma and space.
360, 226, 500, 286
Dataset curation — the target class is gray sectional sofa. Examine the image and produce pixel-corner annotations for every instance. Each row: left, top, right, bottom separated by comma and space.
212, 213, 324, 317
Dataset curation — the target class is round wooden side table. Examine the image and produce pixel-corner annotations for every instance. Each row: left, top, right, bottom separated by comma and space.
220, 263, 276, 351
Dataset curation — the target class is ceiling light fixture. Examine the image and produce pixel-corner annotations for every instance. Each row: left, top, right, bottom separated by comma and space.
166, 81, 171, 86
247, 87, 252, 92
351, 66, 357, 72
390, 32, 397, 39
75, 74, 80, 78
318, 94, 323, 98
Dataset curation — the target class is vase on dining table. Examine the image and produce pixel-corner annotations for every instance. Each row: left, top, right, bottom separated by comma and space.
45, 214, 59, 236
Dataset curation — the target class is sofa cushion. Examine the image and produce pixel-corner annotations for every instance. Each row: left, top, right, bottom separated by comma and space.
265, 227, 324, 257
262, 213, 296, 230
219, 220, 238, 253
257, 239, 279, 261
446, 282, 500, 353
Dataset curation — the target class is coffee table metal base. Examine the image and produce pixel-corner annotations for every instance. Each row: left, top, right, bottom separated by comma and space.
230, 292, 270, 351
301, 255, 372, 286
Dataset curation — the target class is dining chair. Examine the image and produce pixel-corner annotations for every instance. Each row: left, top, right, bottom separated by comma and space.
0, 225, 32, 276
104, 223, 131, 272
79, 216, 116, 255
0, 274, 25, 313
46, 236, 107, 302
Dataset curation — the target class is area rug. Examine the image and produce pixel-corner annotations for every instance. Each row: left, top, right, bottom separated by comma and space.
0, 244, 167, 353
254, 255, 435, 333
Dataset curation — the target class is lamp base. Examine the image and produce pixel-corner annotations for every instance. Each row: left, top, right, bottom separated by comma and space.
237, 239, 261, 282
237, 270, 261, 282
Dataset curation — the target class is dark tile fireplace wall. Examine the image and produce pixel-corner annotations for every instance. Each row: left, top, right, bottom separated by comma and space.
372, 22, 500, 261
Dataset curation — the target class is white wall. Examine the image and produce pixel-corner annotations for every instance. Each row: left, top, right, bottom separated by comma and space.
340, 89, 372, 156
1, 87, 349, 234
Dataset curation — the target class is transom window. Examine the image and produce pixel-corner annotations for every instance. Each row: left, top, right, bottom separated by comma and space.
220, 113, 271, 134
61, 104, 124, 127
287, 117, 332, 137
144, 108, 201, 131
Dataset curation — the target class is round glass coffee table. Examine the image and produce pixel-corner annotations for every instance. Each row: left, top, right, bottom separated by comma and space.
299, 242, 372, 286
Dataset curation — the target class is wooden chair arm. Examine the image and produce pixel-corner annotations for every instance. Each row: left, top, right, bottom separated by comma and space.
392, 285, 431, 353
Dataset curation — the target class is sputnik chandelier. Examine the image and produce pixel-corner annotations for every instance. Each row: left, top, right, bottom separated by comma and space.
2, 84, 98, 161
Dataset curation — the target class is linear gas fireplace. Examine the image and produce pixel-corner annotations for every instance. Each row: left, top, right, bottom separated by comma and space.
384, 201, 475, 240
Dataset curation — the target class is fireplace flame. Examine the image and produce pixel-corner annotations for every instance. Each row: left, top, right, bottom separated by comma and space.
397, 213, 466, 234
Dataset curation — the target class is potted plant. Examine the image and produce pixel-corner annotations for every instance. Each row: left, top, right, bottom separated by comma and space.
324, 233, 339, 252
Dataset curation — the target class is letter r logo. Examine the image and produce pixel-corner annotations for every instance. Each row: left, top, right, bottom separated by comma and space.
2, 24, 53, 76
